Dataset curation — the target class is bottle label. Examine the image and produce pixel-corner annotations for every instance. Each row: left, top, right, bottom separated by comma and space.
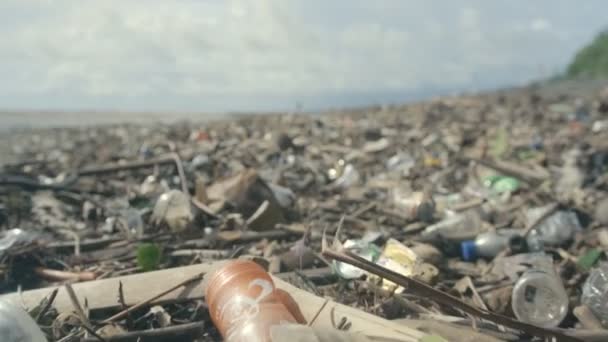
219, 278, 274, 341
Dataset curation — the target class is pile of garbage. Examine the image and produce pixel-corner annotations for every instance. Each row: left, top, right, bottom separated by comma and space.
2, 83, 608, 341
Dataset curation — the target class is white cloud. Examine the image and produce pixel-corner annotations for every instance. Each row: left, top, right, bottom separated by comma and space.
531, 18, 552, 32
0, 0, 605, 111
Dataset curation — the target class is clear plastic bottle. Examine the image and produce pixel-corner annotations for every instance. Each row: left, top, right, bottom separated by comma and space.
419, 210, 483, 242
460, 229, 526, 261
582, 263, 608, 327
526, 206, 581, 246
0, 300, 47, 342
205, 260, 304, 342
511, 255, 568, 328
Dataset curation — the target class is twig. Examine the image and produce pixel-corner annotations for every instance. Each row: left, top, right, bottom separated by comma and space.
170, 152, 189, 195
351, 202, 376, 218
117, 281, 133, 329
35, 267, 97, 282
101, 272, 204, 324
78, 156, 176, 176
308, 299, 329, 327
35, 288, 59, 323
64, 283, 107, 342
321, 248, 581, 342
471, 158, 549, 183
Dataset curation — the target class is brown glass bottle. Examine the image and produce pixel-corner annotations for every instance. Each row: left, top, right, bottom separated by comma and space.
205, 260, 305, 342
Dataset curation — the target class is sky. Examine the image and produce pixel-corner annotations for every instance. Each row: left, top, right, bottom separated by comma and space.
0, 0, 606, 113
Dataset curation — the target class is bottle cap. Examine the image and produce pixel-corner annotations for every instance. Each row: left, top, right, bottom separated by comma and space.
460, 240, 477, 261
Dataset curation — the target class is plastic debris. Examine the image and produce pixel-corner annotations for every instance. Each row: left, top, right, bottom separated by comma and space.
332, 164, 361, 189
0, 229, 38, 257
582, 263, 608, 327
510, 254, 569, 327
333, 240, 381, 279
419, 210, 484, 242
526, 206, 582, 246
390, 189, 435, 222
0, 300, 46, 342
483, 175, 520, 194
151, 190, 193, 233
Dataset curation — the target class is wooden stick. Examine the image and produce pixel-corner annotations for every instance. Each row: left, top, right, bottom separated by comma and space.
78, 156, 176, 176
35, 267, 97, 282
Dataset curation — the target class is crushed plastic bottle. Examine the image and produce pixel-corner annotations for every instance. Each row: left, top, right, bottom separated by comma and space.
419, 209, 484, 242
510, 254, 568, 328
151, 190, 193, 233
205, 260, 304, 342
526, 206, 582, 246
582, 263, 608, 327
390, 189, 435, 223
0, 300, 47, 342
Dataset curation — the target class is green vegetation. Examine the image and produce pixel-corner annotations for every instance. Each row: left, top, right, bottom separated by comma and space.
137, 243, 162, 271
566, 30, 608, 79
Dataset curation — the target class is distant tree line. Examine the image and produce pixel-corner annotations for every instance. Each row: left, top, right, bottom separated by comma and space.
566, 29, 608, 79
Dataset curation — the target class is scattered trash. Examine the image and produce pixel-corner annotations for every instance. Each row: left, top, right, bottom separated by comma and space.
3, 82, 608, 341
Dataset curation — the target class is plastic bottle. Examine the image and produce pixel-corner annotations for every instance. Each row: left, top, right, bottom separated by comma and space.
526, 206, 581, 246
419, 210, 484, 242
0, 300, 47, 342
510, 254, 568, 328
582, 263, 608, 327
205, 260, 304, 342
461, 229, 529, 261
